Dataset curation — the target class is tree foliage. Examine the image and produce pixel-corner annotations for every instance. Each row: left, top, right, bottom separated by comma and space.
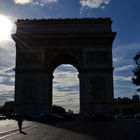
52, 105, 66, 116
2, 101, 14, 116
132, 52, 140, 91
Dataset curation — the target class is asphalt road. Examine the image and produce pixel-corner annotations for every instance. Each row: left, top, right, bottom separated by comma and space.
0, 119, 140, 140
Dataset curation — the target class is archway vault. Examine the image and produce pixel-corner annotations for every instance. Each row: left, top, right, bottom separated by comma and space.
12, 18, 116, 115
48, 53, 80, 73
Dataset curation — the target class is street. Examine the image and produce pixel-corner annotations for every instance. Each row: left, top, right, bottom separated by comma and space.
0, 119, 140, 140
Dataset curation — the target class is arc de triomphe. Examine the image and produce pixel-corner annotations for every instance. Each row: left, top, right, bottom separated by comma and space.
12, 18, 116, 115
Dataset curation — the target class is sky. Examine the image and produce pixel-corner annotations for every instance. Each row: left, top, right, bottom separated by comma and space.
0, 0, 140, 112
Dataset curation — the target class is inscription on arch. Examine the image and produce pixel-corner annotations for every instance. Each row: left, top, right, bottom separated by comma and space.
85, 50, 110, 65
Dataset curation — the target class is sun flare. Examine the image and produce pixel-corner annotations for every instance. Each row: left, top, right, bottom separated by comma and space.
0, 15, 12, 41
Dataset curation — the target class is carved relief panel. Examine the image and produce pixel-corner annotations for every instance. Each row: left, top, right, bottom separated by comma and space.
84, 50, 111, 66
89, 77, 106, 102
17, 51, 44, 67
22, 77, 36, 102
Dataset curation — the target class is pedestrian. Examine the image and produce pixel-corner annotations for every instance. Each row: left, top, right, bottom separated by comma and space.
17, 114, 24, 133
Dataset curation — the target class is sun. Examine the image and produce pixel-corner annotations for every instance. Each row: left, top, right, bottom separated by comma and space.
0, 15, 12, 41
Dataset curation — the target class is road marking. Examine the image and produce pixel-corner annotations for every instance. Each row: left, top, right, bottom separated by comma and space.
0, 125, 38, 139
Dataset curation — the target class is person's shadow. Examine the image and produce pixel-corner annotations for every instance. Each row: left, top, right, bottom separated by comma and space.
20, 131, 27, 135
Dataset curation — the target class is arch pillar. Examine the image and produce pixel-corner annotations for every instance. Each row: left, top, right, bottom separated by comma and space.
43, 72, 53, 114
79, 68, 114, 114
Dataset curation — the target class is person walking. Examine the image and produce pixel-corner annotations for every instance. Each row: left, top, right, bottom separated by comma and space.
17, 114, 24, 133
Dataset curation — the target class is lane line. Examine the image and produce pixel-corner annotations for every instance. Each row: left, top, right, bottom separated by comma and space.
0, 125, 38, 139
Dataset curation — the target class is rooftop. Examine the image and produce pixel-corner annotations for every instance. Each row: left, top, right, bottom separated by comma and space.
16, 18, 112, 25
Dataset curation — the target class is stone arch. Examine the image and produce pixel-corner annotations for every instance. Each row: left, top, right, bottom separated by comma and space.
47, 53, 81, 113
12, 18, 116, 115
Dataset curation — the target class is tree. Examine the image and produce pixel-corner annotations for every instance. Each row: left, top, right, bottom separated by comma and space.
52, 105, 66, 116
2, 101, 14, 116
0, 106, 3, 114
132, 51, 140, 92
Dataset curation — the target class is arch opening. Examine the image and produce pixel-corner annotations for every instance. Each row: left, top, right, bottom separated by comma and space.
48, 53, 80, 73
53, 64, 79, 114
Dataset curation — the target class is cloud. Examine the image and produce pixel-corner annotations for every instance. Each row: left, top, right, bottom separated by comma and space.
114, 75, 132, 81
114, 65, 134, 72
0, 66, 14, 75
14, 0, 58, 6
53, 87, 79, 113
80, 0, 111, 9
53, 64, 79, 88
112, 43, 140, 98
0, 91, 14, 106
33, 0, 58, 6
113, 43, 140, 80
53, 65, 79, 112
0, 39, 15, 105
0, 76, 15, 106
14, 0, 32, 4
0, 65, 15, 95
114, 80, 137, 98
113, 43, 140, 67
0, 39, 15, 68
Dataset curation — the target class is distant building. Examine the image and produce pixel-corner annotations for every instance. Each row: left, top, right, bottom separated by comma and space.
114, 95, 140, 114
132, 95, 139, 102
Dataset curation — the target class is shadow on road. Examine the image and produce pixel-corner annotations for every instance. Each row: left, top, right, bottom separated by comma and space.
38, 119, 140, 140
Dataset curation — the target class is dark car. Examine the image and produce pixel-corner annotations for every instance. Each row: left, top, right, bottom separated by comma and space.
0, 114, 6, 120
41, 113, 63, 122
134, 113, 140, 119
93, 113, 115, 121
63, 114, 75, 120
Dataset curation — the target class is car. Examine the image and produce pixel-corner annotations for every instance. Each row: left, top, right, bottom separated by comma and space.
63, 114, 75, 120
41, 113, 63, 122
93, 113, 115, 121
116, 113, 134, 119
134, 113, 140, 119
0, 114, 6, 120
